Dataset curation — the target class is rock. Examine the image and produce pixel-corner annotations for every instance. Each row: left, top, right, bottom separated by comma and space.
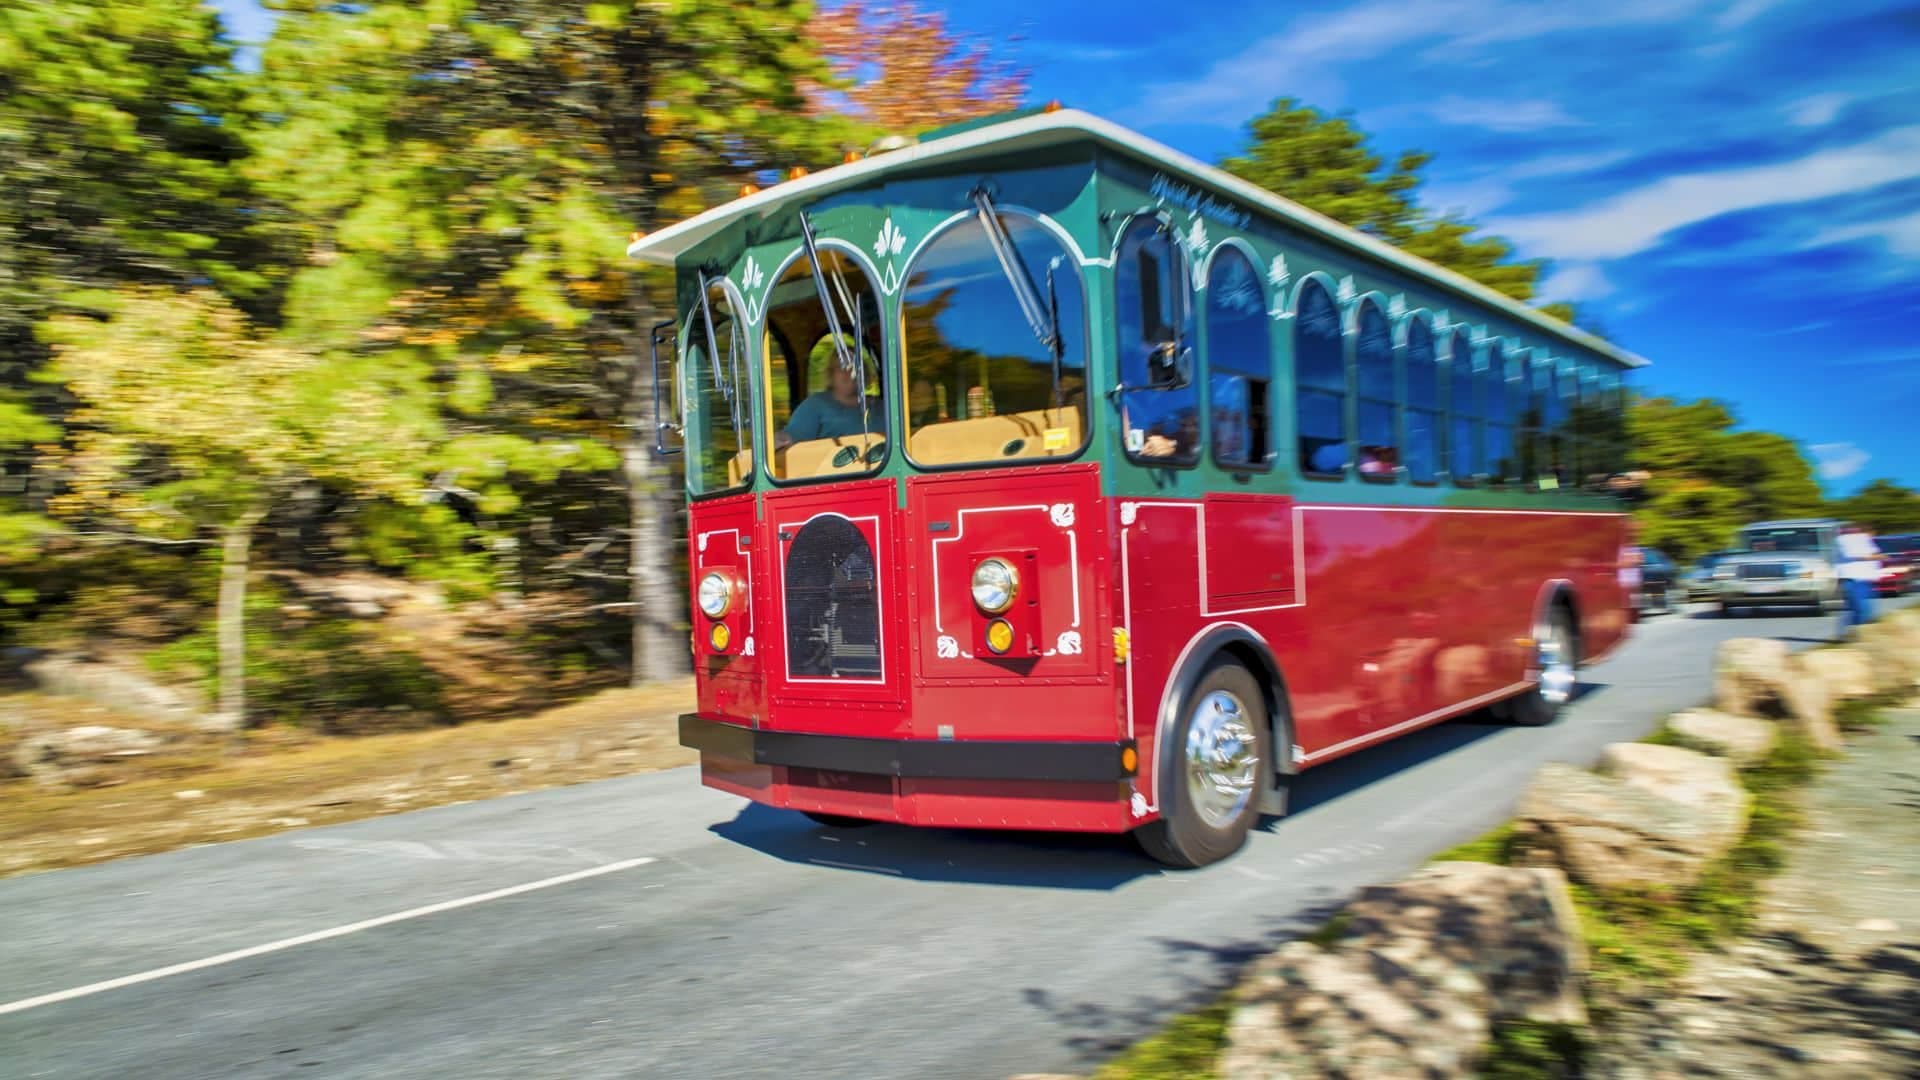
1712, 638, 1840, 752
1853, 621, 1920, 693
1220, 863, 1586, 1079
14, 652, 210, 728
1598, 742, 1749, 820
1667, 709, 1777, 765
13, 725, 165, 785
1513, 762, 1747, 891
1220, 941, 1488, 1080
1798, 647, 1876, 700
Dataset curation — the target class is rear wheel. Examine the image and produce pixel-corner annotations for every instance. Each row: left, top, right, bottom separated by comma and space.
1508, 605, 1578, 727
801, 811, 875, 829
1135, 659, 1270, 869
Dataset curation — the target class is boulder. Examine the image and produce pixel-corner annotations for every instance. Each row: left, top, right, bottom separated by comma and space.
1798, 647, 1876, 700
1854, 621, 1920, 694
1221, 862, 1586, 1079
1713, 638, 1840, 752
13, 652, 209, 729
1513, 761, 1747, 891
1598, 742, 1749, 820
13, 724, 166, 786
1667, 709, 1777, 765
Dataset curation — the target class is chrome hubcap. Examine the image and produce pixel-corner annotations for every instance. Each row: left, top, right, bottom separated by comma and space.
1538, 621, 1576, 707
1184, 690, 1259, 828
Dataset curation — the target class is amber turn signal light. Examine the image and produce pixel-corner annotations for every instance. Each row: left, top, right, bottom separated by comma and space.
985, 619, 1014, 655
709, 623, 732, 652
1121, 746, 1138, 774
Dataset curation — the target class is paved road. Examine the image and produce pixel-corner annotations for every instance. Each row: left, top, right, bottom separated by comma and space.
2, 601, 1902, 1080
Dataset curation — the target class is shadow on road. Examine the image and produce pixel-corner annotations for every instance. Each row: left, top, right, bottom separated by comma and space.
704, 687, 1604, 888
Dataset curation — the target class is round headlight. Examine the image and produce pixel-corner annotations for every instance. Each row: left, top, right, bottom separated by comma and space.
696, 571, 733, 619
970, 557, 1019, 614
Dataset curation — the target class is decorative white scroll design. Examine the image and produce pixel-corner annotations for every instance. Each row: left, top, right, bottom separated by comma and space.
1389, 293, 1407, 319
1049, 502, 1075, 528
1337, 275, 1357, 304
1055, 630, 1082, 656
936, 635, 960, 659
736, 255, 768, 322
1120, 502, 1139, 526
1266, 255, 1293, 320
874, 217, 908, 294
1131, 791, 1150, 819
742, 637, 756, 657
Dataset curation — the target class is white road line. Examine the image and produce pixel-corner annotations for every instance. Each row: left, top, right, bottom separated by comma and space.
0, 857, 656, 1017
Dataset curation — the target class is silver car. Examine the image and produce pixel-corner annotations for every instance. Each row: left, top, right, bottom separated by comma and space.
1709, 518, 1842, 616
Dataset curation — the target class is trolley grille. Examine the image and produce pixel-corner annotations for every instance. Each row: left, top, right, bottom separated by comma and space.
783, 516, 882, 679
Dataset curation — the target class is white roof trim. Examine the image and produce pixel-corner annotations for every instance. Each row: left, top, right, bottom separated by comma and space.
625, 109, 1647, 368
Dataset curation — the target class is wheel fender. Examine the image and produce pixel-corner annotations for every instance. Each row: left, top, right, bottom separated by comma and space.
1150, 622, 1298, 817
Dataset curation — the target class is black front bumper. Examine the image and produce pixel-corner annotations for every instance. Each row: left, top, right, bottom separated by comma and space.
679, 714, 1136, 783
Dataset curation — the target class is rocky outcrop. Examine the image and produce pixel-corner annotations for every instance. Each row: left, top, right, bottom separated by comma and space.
1667, 709, 1777, 765
1798, 647, 1876, 701
1513, 753, 1749, 891
1220, 862, 1585, 1079
1599, 742, 1748, 818
8, 651, 210, 729
1713, 638, 1840, 752
1853, 617, 1920, 694
13, 724, 166, 786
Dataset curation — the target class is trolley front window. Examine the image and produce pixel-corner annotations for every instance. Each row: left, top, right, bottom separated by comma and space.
682, 277, 752, 494
900, 211, 1088, 467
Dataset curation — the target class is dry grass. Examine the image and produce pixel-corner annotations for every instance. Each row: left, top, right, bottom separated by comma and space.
0, 679, 697, 880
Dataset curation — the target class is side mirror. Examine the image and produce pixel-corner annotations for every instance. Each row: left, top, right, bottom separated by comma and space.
648, 319, 684, 457
1146, 341, 1189, 390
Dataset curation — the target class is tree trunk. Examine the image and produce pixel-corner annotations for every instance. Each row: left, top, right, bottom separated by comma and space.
624, 338, 683, 685
213, 510, 264, 731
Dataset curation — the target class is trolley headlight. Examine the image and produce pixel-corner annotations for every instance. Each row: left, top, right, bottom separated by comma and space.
970, 557, 1019, 614
696, 571, 734, 619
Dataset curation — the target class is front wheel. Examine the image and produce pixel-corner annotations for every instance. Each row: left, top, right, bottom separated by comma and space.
1507, 606, 1578, 727
1135, 659, 1271, 869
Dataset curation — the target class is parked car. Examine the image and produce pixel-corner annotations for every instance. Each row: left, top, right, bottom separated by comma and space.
1631, 546, 1678, 616
1711, 518, 1842, 616
1875, 533, 1920, 597
1683, 550, 1733, 602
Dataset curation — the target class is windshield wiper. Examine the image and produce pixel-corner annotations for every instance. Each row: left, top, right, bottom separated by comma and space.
970, 186, 1064, 403
694, 269, 748, 444
797, 212, 872, 438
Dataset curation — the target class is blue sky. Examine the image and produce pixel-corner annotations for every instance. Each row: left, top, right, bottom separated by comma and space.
212, 0, 1920, 494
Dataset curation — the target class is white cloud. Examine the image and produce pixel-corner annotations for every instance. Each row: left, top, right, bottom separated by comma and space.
1715, 0, 1784, 29
1537, 263, 1616, 303
1806, 209, 1920, 258
1410, 96, 1585, 133
1785, 92, 1850, 128
1506, 149, 1636, 179
1811, 442, 1871, 481
1418, 178, 1515, 218
1490, 125, 1920, 260
1129, 0, 1723, 127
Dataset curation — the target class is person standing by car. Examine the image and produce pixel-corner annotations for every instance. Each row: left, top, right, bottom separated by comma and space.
1835, 523, 1883, 638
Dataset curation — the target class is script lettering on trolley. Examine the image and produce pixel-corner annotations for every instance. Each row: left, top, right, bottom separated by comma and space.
1150, 173, 1252, 231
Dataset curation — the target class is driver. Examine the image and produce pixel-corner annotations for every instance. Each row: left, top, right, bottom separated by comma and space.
778, 334, 874, 449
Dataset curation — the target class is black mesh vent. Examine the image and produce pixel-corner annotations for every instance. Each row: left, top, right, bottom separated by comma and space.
784, 516, 881, 679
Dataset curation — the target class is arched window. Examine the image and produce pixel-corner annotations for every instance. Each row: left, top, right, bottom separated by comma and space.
900, 212, 1088, 467
1355, 298, 1396, 480
681, 277, 751, 493
1114, 216, 1196, 464
1449, 330, 1480, 484
1403, 316, 1440, 483
1293, 278, 1346, 475
764, 248, 885, 481
1484, 341, 1516, 484
1205, 247, 1271, 469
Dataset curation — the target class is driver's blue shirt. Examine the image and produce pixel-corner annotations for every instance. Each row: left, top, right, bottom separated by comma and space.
785, 391, 870, 441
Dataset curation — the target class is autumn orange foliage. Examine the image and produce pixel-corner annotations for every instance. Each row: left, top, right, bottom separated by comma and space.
805, 2, 1028, 135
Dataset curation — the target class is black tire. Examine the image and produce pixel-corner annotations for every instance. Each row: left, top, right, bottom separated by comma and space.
801, 811, 875, 829
1134, 658, 1270, 869
1507, 604, 1578, 727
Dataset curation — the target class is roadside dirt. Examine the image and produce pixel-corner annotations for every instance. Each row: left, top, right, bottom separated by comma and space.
0, 680, 697, 880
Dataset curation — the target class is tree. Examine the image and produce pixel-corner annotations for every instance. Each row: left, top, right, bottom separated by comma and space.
41, 288, 436, 728
804, 1, 1027, 135
0, 0, 280, 615
1624, 395, 1828, 560
249, 0, 849, 685
1221, 97, 1566, 317
1834, 479, 1920, 534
